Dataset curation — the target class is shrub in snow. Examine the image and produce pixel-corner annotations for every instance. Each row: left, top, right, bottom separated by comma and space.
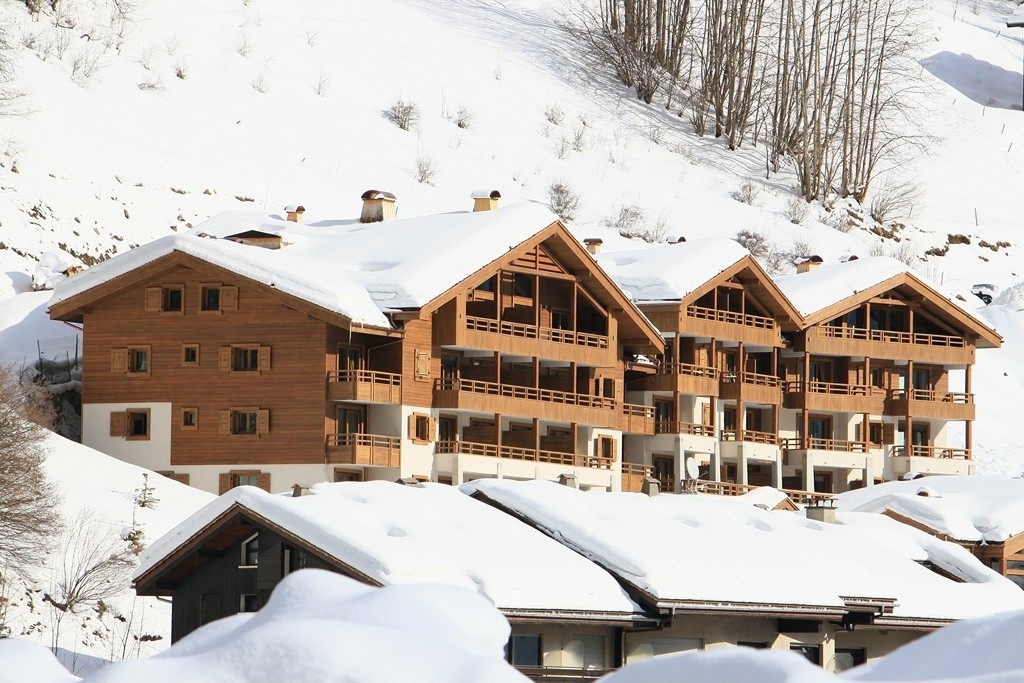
785, 195, 809, 224
733, 181, 760, 205
415, 150, 438, 185
734, 229, 773, 260
544, 103, 565, 126
454, 105, 474, 130
386, 98, 420, 131
547, 180, 580, 222
604, 204, 667, 243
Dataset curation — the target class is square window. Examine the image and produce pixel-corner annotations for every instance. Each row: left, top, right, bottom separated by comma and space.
507, 635, 542, 667
163, 286, 183, 312
233, 411, 258, 434
182, 408, 198, 429
126, 409, 150, 440
182, 344, 199, 366
201, 286, 221, 312
239, 594, 259, 613
232, 347, 260, 371
128, 347, 149, 374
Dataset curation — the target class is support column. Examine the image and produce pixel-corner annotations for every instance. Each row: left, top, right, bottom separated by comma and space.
772, 452, 783, 489
453, 453, 465, 485
495, 413, 502, 451
534, 274, 541, 328
571, 284, 578, 333
965, 364, 974, 457
533, 356, 540, 390
905, 360, 914, 455
863, 455, 875, 488
802, 351, 810, 449
674, 436, 684, 494
710, 441, 722, 483
737, 446, 749, 486
533, 417, 541, 453
803, 452, 815, 492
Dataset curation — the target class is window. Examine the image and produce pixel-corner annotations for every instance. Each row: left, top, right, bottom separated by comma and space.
834, 648, 866, 672
129, 347, 149, 373
409, 413, 434, 443
738, 641, 768, 649
512, 273, 534, 298
550, 308, 571, 330
156, 471, 190, 485
163, 286, 183, 312
126, 409, 150, 440
595, 435, 617, 461
239, 594, 259, 613
113, 345, 151, 375
234, 411, 258, 434
219, 470, 269, 494
284, 546, 309, 575
241, 534, 259, 566
337, 407, 364, 435
220, 345, 270, 373
201, 285, 221, 312
181, 407, 198, 429
507, 635, 542, 667
182, 344, 199, 366
338, 345, 363, 371
790, 645, 821, 666
334, 469, 363, 482
221, 408, 269, 437
233, 347, 259, 371
573, 635, 605, 669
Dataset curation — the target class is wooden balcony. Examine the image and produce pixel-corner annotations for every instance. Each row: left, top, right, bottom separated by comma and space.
648, 362, 720, 396
683, 305, 781, 346
621, 403, 655, 434
654, 421, 714, 436
695, 479, 833, 506
719, 371, 782, 405
781, 437, 868, 453
801, 325, 973, 364
326, 370, 402, 403
433, 378, 619, 428
455, 315, 612, 365
516, 665, 613, 682
325, 433, 400, 467
620, 462, 673, 493
435, 440, 613, 469
783, 380, 879, 413
886, 389, 975, 421
893, 445, 971, 459
722, 429, 778, 445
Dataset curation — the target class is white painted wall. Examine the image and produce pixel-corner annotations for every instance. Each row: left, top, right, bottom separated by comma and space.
82, 402, 172, 472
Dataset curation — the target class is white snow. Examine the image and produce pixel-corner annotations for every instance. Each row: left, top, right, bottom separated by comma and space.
774, 257, 911, 318
136, 481, 640, 616
836, 475, 1024, 543
32, 250, 85, 292
0, 290, 80, 366
465, 480, 1024, 621
50, 202, 559, 327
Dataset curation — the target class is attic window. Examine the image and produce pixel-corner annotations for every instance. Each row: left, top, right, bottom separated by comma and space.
163, 286, 183, 312
201, 285, 221, 312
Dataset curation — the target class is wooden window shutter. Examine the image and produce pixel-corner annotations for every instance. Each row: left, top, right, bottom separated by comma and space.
408, 414, 417, 439
111, 348, 128, 373
256, 472, 271, 492
855, 423, 862, 442
256, 409, 270, 435
219, 346, 231, 371
221, 285, 239, 310
882, 423, 896, 445
258, 346, 271, 372
218, 473, 231, 495
219, 410, 230, 435
414, 350, 430, 380
428, 417, 437, 442
109, 411, 128, 437
144, 287, 162, 312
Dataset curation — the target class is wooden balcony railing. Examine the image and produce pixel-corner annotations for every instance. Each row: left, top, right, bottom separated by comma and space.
465, 315, 609, 349
623, 403, 655, 419
515, 665, 613, 682
621, 462, 673, 493
435, 440, 614, 469
820, 325, 967, 348
888, 389, 973, 404
781, 437, 867, 453
325, 433, 401, 467
784, 380, 869, 396
893, 445, 971, 459
327, 369, 402, 403
722, 370, 781, 387
695, 479, 834, 505
622, 403, 655, 434
659, 362, 719, 378
721, 429, 778, 445
655, 421, 715, 436
686, 305, 777, 330
434, 378, 617, 410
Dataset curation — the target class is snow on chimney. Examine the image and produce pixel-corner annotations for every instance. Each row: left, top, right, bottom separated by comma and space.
471, 189, 501, 212
360, 190, 398, 223
805, 500, 837, 523
796, 255, 824, 273
584, 238, 603, 255
285, 205, 305, 223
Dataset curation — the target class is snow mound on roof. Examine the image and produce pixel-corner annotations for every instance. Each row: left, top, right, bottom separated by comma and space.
33, 569, 527, 683
736, 486, 792, 510
0, 639, 81, 683
32, 249, 85, 292
993, 281, 1024, 310
836, 475, 1024, 543
137, 481, 638, 615
0, 290, 78, 366
50, 202, 559, 328
597, 239, 749, 302
465, 480, 1024, 620
775, 256, 908, 317
600, 647, 833, 683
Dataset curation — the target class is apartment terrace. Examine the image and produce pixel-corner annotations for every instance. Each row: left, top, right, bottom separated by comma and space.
783, 380, 881, 414
886, 388, 975, 421
325, 433, 401, 467
695, 479, 834, 506
801, 325, 973, 364
436, 440, 613, 470
433, 378, 620, 428
648, 362, 720, 395
719, 370, 782, 405
621, 403, 656, 434
326, 370, 402, 403
515, 665, 611, 683
682, 304, 781, 347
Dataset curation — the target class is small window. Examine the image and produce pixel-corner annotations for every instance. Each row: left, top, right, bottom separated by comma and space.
221, 408, 269, 437
512, 273, 534, 298
221, 345, 270, 372
233, 410, 258, 434
181, 407, 198, 429
126, 409, 150, 440
410, 413, 433, 443
834, 648, 866, 672
507, 635, 542, 667
241, 534, 259, 566
232, 347, 260, 371
182, 344, 199, 366
239, 594, 259, 613
791, 645, 821, 666
201, 286, 221, 312
219, 470, 269, 494
128, 346, 150, 374
334, 469, 363, 482
156, 471, 190, 485
551, 309, 570, 330
163, 286, 183, 312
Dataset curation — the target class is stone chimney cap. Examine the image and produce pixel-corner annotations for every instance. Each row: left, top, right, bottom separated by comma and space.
284, 204, 305, 213
583, 238, 604, 245
840, 254, 859, 263
361, 189, 397, 202
471, 189, 501, 200
806, 255, 823, 263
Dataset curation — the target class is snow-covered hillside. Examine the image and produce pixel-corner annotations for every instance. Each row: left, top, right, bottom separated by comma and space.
0, 431, 211, 675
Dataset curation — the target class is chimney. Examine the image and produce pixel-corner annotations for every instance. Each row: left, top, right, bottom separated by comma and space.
673, 235, 687, 244
291, 483, 304, 497
285, 205, 305, 223
584, 238, 604, 255
360, 190, 398, 223
641, 477, 660, 497
805, 500, 836, 523
796, 255, 824, 273
396, 477, 421, 487
558, 473, 579, 489
471, 189, 501, 212
839, 254, 859, 263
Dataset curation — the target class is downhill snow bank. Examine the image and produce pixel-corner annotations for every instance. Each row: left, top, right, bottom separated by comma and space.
0, 291, 79, 366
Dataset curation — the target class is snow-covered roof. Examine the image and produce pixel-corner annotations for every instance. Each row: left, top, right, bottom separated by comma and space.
50, 203, 560, 329
135, 481, 640, 617
836, 475, 1024, 543
596, 238, 751, 302
774, 256, 910, 317
465, 480, 1024, 621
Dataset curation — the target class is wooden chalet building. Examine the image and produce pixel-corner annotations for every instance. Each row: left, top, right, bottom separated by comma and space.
49, 197, 663, 494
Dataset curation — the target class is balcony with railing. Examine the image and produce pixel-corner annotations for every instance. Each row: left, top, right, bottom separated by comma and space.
649, 362, 720, 395
890, 444, 973, 477
654, 421, 715, 437
886, 389, 975, 421
695, 479, 833, 506
804, 325, 972, 363
452, 315, 612, 365
434, 378, 619, 427
783, 380, 879, 413
683, 305, 781, 345
781, 437, 868, 453
620, 462, 673, 494
326, 370, 402, 403
893, 444, 970, 459
515, 665, 613, 682
621, 403, 655, 434
325, 433, 401, 467
722, 429, 778, 445
780, 436, 869, 470
719, 370, 783, 405
435, 440, 613, 470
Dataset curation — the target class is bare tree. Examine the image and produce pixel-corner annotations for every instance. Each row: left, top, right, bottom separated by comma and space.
0, 364, 61, 574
